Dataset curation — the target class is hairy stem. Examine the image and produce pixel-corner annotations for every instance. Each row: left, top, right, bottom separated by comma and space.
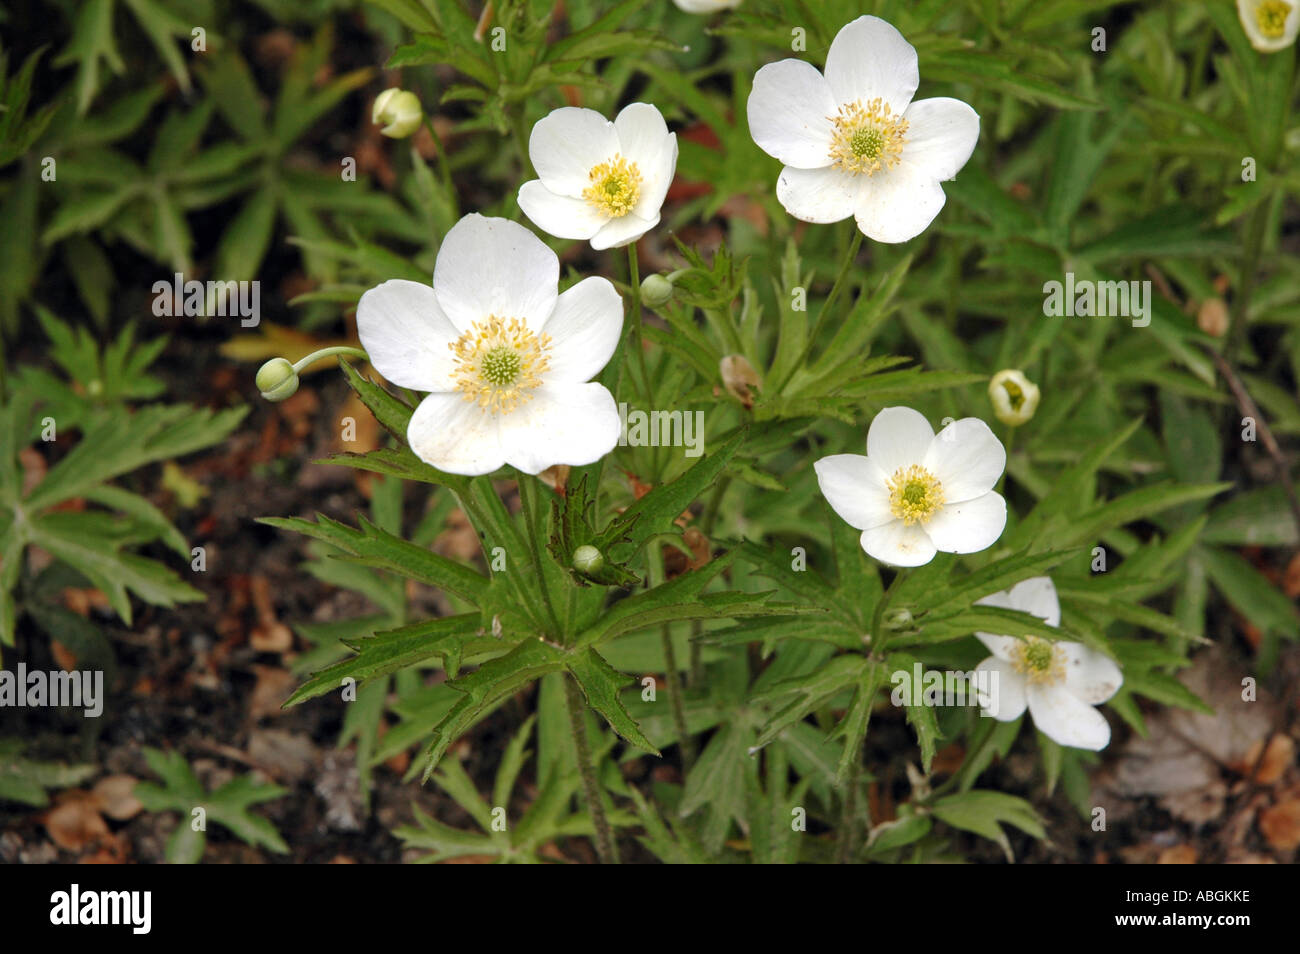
564, 674, 619, 863
785, 227, 863, 387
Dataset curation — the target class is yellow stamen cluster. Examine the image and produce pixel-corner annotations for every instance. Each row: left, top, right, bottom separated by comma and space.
583, 154, 642, 217
828, 98, 908, 176
1011, 637, 1067, 687
450, 316, 551, 415
1257, 0, 1292, 37
886, 464, 944, 525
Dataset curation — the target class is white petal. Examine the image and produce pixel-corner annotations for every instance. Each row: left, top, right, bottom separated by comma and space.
541, 277, 623, 384
853, 162, 947, 244
1005, 576, 1061, 628
975, 576, 1057, 658
923, 491, 1006, 555
1062, 643, 1123, 705
518, 180, 607, 241
499, 383, 621, 474
776, 165, 859, 223
591, 211, 658, 250
433, 214, 558, 334
355, 279, 458, 391
1027, 685, 1112, 751
923, 417, 1006, 502
614, 103, 678, 220
813, 453, 893, 530
673, 0, 743, 11
823, 15, 919, 114
746, 59, 838, 168
866, 406, 934, 476
1237, 0, 1300, 53
860, 520, 937, 567
901, 97, 980, 181
407, 392, 505, 476
528, 107, 620, 197
974, 624, 1020, 663
975, 656, 1027, 721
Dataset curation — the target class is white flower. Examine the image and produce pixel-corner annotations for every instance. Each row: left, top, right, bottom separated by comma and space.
1237, 0, 1300, 52
356, 214, 623, 476
814, 406, 1007, 567
972, 577, 1123, 751
746, 15, 979, 243
673, 0, 743, 12
518, 103, 678, 251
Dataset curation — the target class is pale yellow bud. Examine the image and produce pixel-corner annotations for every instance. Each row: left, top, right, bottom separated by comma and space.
988, 369, 1040, 427
372, 88, 423, 139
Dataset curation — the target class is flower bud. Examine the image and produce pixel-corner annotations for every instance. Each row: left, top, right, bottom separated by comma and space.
1197, 298, 1229, 338
256, 357, 300, 402
884, 607, 913, 630
572, 545, 605, 576
720, 353, 760, 408
639, 274, 675, 307
372, 88, 422, 139
988, 369, 1040, 427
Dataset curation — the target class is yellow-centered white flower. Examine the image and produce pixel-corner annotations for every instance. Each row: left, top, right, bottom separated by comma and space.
972, 577, 1123, 751
746, 15, 979, 243
1237, 0, 1300, 51
518, 103, 678, 250
356, 214, 623, 476
814, 406, 1007, 567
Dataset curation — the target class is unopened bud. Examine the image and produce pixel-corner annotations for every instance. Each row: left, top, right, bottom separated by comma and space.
1197, 298, 1229, 338
720, 353, 760, 408
639, 274, 675, 307
572, 545, 605, 576
256, 357, 300, 402
372, 88, 422, 139
884, 607, 913, 630
988, 369, 1040, 427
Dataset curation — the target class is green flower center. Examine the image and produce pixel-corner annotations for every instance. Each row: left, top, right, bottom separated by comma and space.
1001, 379, 1026, 411
480, 345, 522, 386
1257, 0, 1291, 37
886, 465, 945, 525
851, 128, 885, 160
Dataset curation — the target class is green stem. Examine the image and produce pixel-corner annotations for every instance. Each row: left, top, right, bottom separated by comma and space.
784, 228, 863, 388
518, 477, 563, 637
835, 757, 862, 864
1226, 203, 1269, 364
564, 673, 619, 863
420, 115, 455, 197
869, 566, 905, 653
626, 243, 654, 405
649, 541, 695, 768
293, 346, 369, 374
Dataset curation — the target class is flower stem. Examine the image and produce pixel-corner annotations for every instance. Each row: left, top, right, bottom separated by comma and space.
518, 476, 563, 637
834, 757, 862, 863
564, 673, 619, 863
420, 115, 455, 197
1226, 203, 1269, 363
785, 227, 863, 388
294, 346, 369, 373
626, 243, 654, 405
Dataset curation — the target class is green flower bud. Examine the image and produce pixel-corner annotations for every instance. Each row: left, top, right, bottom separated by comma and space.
639, 274, 675, 308
988, 369, 1040, 427
572, 544, 605, 576
372, 88, 423, 139
256, 357, 300, 402
884, 607, 913, 630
